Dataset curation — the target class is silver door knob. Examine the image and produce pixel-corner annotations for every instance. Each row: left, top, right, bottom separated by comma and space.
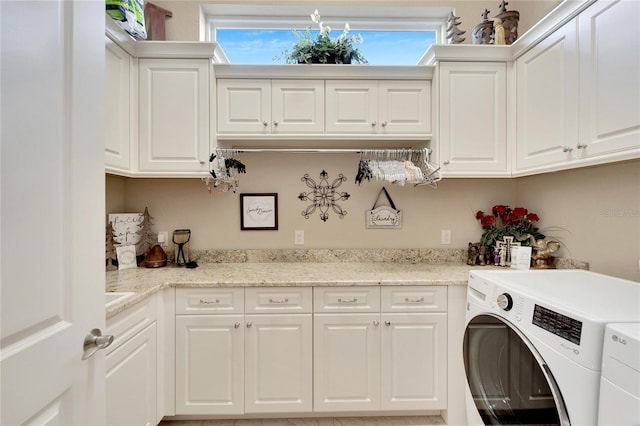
234, 322, 241, 328
371, 121, 377, 127
562, 146, 573, 153
576, 144, 587, 149
246, 322, 253, 328
82, 328, 114, 360
373, 320, 380, 326
385, 321, 391, 326
273, 121, 279, 126
381, 121, 387, 127
443, 160, 450, 165
262, 121, 268, 126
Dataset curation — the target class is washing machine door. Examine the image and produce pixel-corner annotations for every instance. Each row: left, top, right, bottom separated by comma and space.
464, 314, 570, 425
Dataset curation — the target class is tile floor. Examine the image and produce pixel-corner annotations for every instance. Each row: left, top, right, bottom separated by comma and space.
159, 416, 446, 426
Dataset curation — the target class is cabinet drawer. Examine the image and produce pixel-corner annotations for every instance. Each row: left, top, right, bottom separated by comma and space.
314, 286, 380, 313
381, 286, 447, 312
175, 288, 244, 314
245, 287, 312, 314
106, 295, 157, 355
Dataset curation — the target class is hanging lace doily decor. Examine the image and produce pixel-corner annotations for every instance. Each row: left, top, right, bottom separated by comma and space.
298, 170, 350, 222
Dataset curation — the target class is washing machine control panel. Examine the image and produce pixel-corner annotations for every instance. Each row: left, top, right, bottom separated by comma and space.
532, 304, 583, 345
496, 293, 513, 311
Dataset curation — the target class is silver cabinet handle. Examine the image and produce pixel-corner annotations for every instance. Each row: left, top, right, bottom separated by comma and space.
562, 146, 573, 153
82, 328, 114, 360
337, 297, 357, 303
385, 321, 391, 326
199, 298, 219, 305
269, 298, 289, 304
234, 322, 240, 328
381, 121, 387, 127
405, 297, 425, 303
443, 160, 450, 165
576, 143, 587, 149
373, 320, 380, 326
273, 121, 279, 126
262, 121, 268, 126
246, 322, 252, 328
371, 121, 377, 127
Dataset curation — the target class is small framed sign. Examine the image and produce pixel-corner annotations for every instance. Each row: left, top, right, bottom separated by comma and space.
108, 213, 143, 245
240, 193, 278, 230
366, 187, 402, 229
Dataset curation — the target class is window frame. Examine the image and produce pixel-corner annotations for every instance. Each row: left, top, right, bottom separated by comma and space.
203, 4, 450, 65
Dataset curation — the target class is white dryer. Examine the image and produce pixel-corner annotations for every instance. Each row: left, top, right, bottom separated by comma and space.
598, 322, 640, 425
463, 269, 640, 425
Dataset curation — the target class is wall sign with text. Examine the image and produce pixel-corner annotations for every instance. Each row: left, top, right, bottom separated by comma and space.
366, 187, 402, 229
240, 193, 278, 230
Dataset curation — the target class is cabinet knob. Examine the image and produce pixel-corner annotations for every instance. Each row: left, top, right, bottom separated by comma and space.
234, 322, 240, 328
562, 146, 573, 153
199, 161, 206, 165
246, 322, 252, 328
273, 121, 279, 126
385, 321, 391, 326
576, 144, 587, 149
262, 121, 268, 126
373, 320, 380, 326
443, 160, 450, 165
371, 121, 377, 127
381, 121, 387, 127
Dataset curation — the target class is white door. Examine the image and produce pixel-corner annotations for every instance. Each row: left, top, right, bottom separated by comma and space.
271, 80, 325, 134
378, 81, 431, 135
578, 0, 640, 159
1, 1, 105, 425
244, 314, 313, 413
175, 315, 244, 415
381, 313, 447, 410
438, 62, 509, 176
325, 80, 379, 134
313, 314, 381, 411
138, 58, 211, 173
515, 19, 579, 172
217, 79, 272, 133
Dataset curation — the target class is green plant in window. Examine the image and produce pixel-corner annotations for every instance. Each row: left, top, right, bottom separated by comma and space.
281, 10, 367, 64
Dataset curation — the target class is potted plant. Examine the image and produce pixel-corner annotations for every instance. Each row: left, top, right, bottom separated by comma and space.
475, 205, 545, 250
281, 10, 368, 64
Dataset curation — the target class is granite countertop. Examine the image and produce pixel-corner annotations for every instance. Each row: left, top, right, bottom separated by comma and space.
105, 261, 477, 318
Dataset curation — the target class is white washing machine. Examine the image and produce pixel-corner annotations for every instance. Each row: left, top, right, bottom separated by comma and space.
463, 269, 640, 425
598, 322, 640, 425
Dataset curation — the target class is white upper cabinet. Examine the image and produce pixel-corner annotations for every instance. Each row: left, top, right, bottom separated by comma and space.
325, 80, 431, 136
577, 0, 640, 160
138, 58, 211, 174
515, 0, 639, 175
217, 79, 324, 135
516, 19, 580, 171
438, 61, 509, 177
105, 36, 134, 173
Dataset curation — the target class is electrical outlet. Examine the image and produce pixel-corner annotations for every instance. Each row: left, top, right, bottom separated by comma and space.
295, 230, 304, 245
441, 229, 451, 245
158, 231, 169, 247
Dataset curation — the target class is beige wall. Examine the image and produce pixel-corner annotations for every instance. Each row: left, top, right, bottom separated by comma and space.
106, 159, 640, 281
516, 160, 640, 282
149, 0, 561, 43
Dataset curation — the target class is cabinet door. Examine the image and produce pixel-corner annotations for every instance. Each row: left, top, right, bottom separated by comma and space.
139, 59, 210, 173
217, 79, 271, 133
244, 314, 312, 413
381, 313, 447, 410
105, 36, 133, 172
439, 62, 509, 176
516, 19, 579, 172
271, 80, 324, 133
578, 0, 640, 160
325, 80, 378, 134
175, 315, 244, 415
379, 80, 431, 135
107, 323, 157, 426
313, 314, 380, 411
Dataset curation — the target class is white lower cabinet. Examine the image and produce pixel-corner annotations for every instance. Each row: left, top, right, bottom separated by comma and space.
174, 287, 313, 416
106, 295, 158, 426
313, 286, 447, 412
174, 286, 446, 417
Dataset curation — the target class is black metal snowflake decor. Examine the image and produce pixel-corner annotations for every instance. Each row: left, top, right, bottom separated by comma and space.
298, 170, 350, 222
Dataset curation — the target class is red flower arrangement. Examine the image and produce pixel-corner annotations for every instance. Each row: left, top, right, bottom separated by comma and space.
475, 205, 544, 248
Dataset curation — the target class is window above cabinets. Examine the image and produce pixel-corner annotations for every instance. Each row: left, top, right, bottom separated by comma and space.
203, 4, 448, 65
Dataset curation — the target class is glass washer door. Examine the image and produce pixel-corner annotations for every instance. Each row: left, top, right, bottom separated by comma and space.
463, 314, 570, 425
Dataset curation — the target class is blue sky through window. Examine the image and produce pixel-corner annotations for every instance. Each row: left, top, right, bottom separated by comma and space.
216, 29, 436, 65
